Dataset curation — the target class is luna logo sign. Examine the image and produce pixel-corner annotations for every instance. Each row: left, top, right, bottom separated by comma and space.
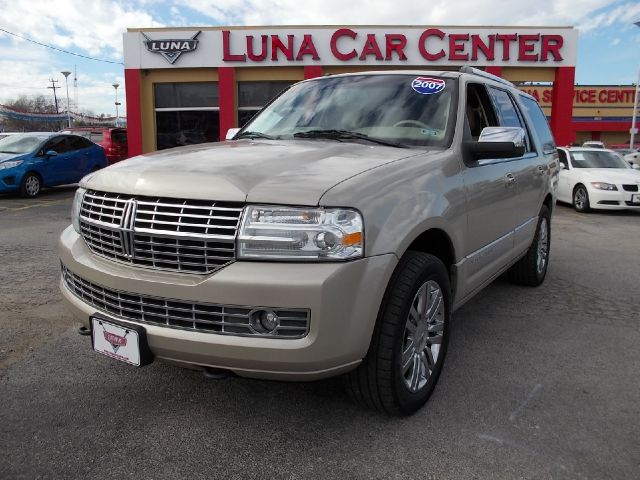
411, 77, 445, 95
142, 31, 201, 64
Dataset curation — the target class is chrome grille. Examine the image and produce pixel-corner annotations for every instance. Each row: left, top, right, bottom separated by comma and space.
62, 265, 310, 338
79, 190, 243, 274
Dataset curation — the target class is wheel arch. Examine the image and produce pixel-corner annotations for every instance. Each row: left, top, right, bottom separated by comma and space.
573, 182, 587, 195
22, 169, 43, 184
404, 228, 455, 273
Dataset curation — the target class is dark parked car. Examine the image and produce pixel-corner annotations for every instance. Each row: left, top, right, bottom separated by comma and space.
0, 133, 107, 197
60, 127, 128, 164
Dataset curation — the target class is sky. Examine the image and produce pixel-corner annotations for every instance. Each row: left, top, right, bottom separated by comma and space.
0, 0, 638, 116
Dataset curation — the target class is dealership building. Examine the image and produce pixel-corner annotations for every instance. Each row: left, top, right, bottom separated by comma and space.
122, 25, 636, 157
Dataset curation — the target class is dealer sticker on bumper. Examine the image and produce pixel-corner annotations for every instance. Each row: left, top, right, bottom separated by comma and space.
92, 318, 141, 366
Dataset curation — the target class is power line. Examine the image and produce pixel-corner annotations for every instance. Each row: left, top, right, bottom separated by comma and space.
0, 27, 124, 65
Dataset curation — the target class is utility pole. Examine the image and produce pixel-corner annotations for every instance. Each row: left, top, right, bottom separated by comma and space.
47, 78, 60, 114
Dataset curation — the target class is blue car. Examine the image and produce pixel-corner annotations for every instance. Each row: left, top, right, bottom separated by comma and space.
0, 133, 107, 197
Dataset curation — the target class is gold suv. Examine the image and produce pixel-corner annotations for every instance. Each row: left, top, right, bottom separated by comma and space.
60, 68, 558, 414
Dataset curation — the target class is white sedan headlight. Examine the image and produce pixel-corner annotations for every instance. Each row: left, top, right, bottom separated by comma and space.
238, 205, 363, 261
71, 187, 86, 233
590, 182, 618, 191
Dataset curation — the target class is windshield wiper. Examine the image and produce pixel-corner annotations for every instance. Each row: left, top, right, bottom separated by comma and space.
293, 129, 407, 148
235, 131, 278, 140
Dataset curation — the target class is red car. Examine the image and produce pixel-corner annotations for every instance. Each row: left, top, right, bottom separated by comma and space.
60, 128, 128, 164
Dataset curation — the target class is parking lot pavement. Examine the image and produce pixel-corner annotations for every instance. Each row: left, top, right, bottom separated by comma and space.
1, 198, 639, 480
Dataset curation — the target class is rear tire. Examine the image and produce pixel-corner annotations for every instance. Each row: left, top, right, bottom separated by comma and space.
344, 252, 451, 416
573, 185, 590, 213
19, 172, 41, 198
507, 205, 550, 286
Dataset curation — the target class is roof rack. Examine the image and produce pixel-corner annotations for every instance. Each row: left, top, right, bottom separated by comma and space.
459, 66, 515, 88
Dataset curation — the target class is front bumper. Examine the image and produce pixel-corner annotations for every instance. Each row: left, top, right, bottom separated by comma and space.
588, 187, 640, 210
59, 226, 398, 380
0, 168, 21, 192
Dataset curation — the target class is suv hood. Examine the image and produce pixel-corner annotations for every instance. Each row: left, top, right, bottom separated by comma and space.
81, 140, 424, 205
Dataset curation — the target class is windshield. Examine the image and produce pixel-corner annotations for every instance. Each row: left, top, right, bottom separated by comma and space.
0, 135, 46, 154
242, 75, 457, 148
570, 150, 631, 169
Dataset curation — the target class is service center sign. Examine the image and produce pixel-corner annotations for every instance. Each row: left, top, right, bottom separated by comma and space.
124, 26, 578, 69
520, 86, 637, 107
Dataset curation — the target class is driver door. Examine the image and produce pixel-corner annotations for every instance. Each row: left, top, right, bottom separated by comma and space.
37, 136, 70, 185
459, 83, 520, 298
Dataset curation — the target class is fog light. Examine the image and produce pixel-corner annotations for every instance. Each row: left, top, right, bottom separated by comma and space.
249, 309, 279, 334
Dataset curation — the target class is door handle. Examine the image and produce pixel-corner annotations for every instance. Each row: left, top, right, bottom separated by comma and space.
536, 165, 547, 176
505, 173, 516, 187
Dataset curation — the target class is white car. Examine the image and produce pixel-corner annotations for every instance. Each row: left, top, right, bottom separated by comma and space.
624, 149, 640, 167
582, 141, 605, 149
557, 147, 640, 212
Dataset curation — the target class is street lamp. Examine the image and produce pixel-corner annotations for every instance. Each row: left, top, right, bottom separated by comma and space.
113, 83, 121, 127
61, 71, 71, 128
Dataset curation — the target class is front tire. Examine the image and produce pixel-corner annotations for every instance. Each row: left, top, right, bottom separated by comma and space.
507, 205, 550, 286
573, 185, 590, 213
344, 252, 451, 416
20, 173, 41, 198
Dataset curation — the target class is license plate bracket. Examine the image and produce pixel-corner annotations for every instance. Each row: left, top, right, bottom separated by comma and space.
632, 194, 640, 204
90, 316, 153, 367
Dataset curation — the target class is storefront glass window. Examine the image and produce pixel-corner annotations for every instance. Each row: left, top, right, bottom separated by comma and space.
155, 83, 219, 108
156, 111, 220, 151
154, 82, 219, 149
238, 81, 293, 127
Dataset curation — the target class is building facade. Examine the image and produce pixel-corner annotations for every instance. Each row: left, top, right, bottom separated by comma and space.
124, 25, 585, 157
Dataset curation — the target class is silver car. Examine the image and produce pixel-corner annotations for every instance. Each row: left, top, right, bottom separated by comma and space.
59, 68, 558, 415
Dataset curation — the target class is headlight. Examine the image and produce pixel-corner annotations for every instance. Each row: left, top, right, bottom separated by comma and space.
0, 160, 23, 170
238, 205, 363, 261
590, 182, 618, 191
71, 187, 86, 233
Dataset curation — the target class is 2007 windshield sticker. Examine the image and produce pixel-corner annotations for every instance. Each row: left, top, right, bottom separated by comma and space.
411, 77, 445, 95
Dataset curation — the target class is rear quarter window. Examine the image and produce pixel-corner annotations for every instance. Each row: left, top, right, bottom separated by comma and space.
111, 131, 127, 143
519, 96, 556, 154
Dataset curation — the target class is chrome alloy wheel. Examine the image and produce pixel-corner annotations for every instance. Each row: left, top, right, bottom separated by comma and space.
536, 217, 549, 274
401, 280, 445, 393
25, 175, 40, 196
574, 188, 587, 210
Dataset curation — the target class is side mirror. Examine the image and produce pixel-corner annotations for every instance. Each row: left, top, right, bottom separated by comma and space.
464, 126, 526, 161
225, 128, 240, 140
45, 150, 58, 158
559, 161, 567, 170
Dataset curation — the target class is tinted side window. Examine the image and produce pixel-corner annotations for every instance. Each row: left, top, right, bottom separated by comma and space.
488, 87, 532, 152
557, 149, 568, 166
43, 136, 69, 154
520, 96, 556, 154
111, 131, 127, 143
488, 87, 523, 128
66, 136, 90, 151
465, 83, 499, 139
